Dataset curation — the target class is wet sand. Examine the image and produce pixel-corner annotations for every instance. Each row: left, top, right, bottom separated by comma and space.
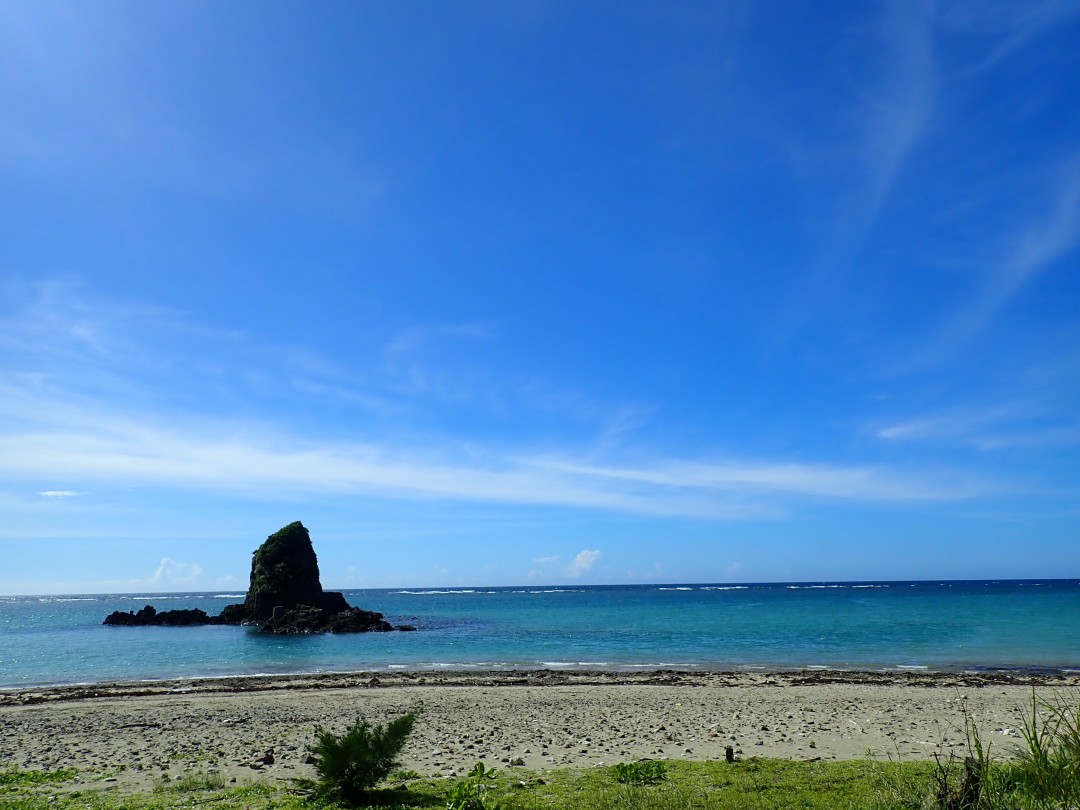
2, 669, 1076, 795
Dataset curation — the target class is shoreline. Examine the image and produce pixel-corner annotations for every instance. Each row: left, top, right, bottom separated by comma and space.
3, 668, 1078, 795
2, 666, 1078, 705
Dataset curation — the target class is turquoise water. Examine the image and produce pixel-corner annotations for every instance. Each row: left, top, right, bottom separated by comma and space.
1, 581, 1079, 688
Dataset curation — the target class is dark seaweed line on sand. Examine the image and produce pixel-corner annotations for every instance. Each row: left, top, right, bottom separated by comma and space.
3, 668, 1078, 707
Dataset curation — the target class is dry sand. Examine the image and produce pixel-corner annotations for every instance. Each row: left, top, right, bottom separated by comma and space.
2, 670, 1077, 795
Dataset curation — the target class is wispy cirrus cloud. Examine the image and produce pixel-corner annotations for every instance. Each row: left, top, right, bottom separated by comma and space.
899, 155, 1080, 370
845, 0, 937, 237
777, 0, 937, 332
530, 457, 990, 503
878, 410, 1080, 452
0, 373, 998, 522
0, 280, 1003, 525
944, 0, 1080, 71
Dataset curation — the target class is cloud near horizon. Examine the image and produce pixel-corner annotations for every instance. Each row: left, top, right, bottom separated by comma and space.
152, 557, 203, 586
566, 549, 601, 579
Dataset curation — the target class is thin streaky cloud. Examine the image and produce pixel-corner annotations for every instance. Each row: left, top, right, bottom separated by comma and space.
384, 322, 497, 362
964, 0, 1080, 71
777, 0, 936, 335
0, 386, 992, 519
905, 155, 1080, 369
876, 400, 1042, 443
533, 458, 991, 503
853, 0, 936, 232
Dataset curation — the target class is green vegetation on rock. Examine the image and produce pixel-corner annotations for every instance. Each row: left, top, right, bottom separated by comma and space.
245, 521, 324, 618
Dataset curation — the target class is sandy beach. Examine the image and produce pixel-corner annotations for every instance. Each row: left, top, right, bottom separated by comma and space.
2, 670, 1077, 795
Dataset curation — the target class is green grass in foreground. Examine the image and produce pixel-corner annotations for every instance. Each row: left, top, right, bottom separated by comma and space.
0, 759, 940, 810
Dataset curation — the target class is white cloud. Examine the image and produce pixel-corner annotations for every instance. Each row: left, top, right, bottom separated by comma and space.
0, 283, 1003, 526
531, 555, 559, 565
37, 490, 81, 498
565, 549, 601, 579
152, 557, 203, 586
875, 400, 1080, 452
532, 457, 990, 503
0, 382, 999, 523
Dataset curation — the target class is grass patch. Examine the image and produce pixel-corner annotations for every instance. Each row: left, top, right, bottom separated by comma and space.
10, 750, 1072, 810
153, 770, 227, 792
0, 768, 78, 787
3, 759, 930, 809
504, 759, 916, 809
611, 760, 668, 786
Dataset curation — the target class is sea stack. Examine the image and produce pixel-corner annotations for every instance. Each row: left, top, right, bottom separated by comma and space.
239, 521, 350, 619
105, 521, 408, 634
218, 521, 392, 633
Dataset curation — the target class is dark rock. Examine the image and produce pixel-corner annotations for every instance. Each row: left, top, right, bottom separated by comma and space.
260, 605, 394, 634
103, 606, 216, 627
102, 521, 413, 635
243, 521, 332, 619
216, 603, 251, 625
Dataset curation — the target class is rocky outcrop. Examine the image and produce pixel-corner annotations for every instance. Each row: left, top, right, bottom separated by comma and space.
103, 605, 216, 627
240, 521, 347, 620
260, 604, 394, 634
102, 522, 412, 635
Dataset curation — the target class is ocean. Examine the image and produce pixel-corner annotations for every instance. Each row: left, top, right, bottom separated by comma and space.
2, 580, 1079, 689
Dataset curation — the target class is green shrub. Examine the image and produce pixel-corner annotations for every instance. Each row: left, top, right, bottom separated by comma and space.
310, 711, 418, 804
446, 761, 500, 810
611, 760, 668, 785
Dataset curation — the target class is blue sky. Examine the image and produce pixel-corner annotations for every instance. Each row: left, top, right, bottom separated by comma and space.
2, 1, 1079, 595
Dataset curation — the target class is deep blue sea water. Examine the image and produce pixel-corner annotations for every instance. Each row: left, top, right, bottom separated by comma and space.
2, 581, 1079, 688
